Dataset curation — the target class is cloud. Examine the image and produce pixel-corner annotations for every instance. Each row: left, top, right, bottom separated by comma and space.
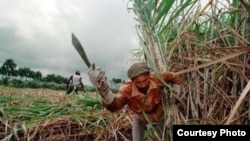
0, 0, 139, 85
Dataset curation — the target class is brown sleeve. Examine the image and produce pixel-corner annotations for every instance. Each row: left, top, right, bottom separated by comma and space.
103, 83, 131, 112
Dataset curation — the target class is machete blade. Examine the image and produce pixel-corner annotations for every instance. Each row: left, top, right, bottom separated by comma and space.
72, 33, 91, 68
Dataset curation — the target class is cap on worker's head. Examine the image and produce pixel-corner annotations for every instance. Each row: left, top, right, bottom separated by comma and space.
75, 70, 80, 75
127, 62, 150, 79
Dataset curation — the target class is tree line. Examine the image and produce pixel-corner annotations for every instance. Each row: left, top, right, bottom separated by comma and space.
0, 58, 121, 92
0, 58, 67, 84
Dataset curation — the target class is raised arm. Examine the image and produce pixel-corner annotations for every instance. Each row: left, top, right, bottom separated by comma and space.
87, 64, 128, 112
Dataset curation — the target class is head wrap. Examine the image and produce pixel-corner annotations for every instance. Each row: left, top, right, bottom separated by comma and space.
127, 63, 150, 79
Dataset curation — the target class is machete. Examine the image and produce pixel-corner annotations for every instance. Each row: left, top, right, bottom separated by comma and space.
72, 33, 92, 68
71, 33, 106, 86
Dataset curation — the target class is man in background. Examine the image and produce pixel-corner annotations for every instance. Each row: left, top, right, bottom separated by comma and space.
66, 70, 86, 94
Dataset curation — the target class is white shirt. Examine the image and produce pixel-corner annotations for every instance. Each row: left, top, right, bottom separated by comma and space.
71, 74, 82, 85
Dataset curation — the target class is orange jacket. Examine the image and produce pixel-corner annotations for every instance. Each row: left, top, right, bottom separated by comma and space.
104, 71, 180, 122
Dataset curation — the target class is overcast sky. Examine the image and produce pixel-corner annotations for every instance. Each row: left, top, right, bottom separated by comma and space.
0, 0, 140, 85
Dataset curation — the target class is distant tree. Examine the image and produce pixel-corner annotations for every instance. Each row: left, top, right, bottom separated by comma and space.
112, 78, 122, 83
0, 58, 67, 84
17, 67, 27, 80
1, 59, 17, 77
34, 71, 42, 80
26, 68, 35, 80
0, 67, 3, 78
17, 67, 33, 80
54, 75, 67, 84
43, 74, 56, 82
29, 70, 36, 80
43, 74, 67, 84
111, 78, 122, 88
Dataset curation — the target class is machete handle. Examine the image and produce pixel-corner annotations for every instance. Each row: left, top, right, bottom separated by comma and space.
92, 63, 95, 70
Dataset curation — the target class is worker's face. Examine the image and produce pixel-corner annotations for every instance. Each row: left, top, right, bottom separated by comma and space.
133, 73, 150, 88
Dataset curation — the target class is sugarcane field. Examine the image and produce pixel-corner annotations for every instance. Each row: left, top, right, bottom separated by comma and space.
0, 0, 250, 141
0, 86, 134, 141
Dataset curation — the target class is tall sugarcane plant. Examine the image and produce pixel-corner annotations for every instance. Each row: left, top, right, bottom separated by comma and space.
129, 0, 250, 140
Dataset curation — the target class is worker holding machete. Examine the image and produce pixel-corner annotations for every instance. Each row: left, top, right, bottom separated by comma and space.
71, 33, 180, 141
88, 62, 180, 141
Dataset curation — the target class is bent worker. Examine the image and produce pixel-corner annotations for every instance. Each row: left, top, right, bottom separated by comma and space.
88, 62, 180, 141
66, 70, 86, 94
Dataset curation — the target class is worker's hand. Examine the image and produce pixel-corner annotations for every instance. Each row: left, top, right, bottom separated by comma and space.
172, 72, 180, 85
88, 63, 106, 87
88, 63, 114, 104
